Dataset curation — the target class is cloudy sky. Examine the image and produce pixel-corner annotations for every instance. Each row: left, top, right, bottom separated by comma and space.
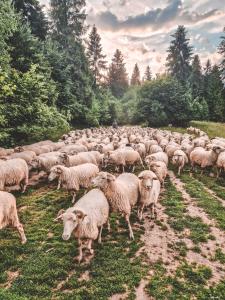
39, 0, 225, 77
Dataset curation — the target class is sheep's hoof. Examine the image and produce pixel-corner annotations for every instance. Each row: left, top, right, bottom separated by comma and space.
21, 238, 27, 244
129, 233, 134, 240
89, 249, 94, 255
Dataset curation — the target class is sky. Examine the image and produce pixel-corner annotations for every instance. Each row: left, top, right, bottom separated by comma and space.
39, 0, 225, 77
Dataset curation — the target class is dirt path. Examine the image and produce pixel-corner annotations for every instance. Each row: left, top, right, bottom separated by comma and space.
168, 171, 225, 283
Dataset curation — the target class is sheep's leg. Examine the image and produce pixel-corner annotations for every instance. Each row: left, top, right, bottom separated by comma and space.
71, 192, 76, 204
87, 239, 94, 254
125, 214, 134, 240
77, 239, 83, 263
107, 219, 111, 232
57, 179, 61, 190
122, 165, 125, 173
20, 178, 28, 193
138, 204, 144, 221
216, 167, 221, 178
151, 204, 156, 219
178, 166, 181, 176
132, 165, 135, 172
16, 223, 27, 244
98, 226, 103, 244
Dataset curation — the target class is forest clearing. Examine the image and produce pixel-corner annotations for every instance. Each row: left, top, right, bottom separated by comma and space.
0, 124, 225, 300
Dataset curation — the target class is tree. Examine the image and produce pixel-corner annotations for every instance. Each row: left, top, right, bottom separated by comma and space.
218, 27, 225, 79
87, 25, 107, 86
166, 25, 193, 83
131, 63, 141, 86
108, 49, 129, 98
190, 55, 203, 99
143, 65, 152, 82
50, 0, 87, 47
12, 0, 48, 40
136, 75, 191, 126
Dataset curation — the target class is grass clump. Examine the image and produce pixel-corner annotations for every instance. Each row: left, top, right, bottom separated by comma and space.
213, 248, 225, 264
162, 180, 211, 244
180, 174, 225, 230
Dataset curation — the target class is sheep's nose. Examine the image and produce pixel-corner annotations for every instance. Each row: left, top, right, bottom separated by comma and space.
62, 234, 70, 241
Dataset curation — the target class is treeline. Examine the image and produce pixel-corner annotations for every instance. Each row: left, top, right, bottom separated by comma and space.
1, 1, 225, 146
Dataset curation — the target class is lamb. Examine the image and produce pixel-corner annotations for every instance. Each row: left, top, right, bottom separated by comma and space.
172, 149, 188, 175
149, 161, 167, 187
190, 145, 225, 174
92, 172, 139, 239
55, 189, 109, 262
48, 163, 99, 203
145, 152, 168, 167
138, 170, 161, 220
59, 152, 98, 167
104, 149, 144, 172
0, 191, 27, 244
0, 158, 29, 192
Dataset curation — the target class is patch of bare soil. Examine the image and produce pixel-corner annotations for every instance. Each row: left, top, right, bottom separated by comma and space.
141, 203, 181, 275
109, 291, 128, 300
53, 270, 75, 292
78, 270, 90, 282
135, 279, 151, 300
3, 270, 20, 289
168, 171, 225, 283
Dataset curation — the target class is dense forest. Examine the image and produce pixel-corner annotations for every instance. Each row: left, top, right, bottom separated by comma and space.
1, 0, 225, 146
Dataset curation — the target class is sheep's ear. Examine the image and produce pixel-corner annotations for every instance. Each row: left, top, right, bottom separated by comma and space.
107, 173, 115, 181
138, 173, 144, 179
74, 210, 87, 220
71, 150, 78, 155
54, 209, 65, 222
56, 166, 63, 174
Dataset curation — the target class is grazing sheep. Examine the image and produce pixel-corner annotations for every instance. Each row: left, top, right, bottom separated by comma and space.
0, 191, 27, 244
30, 153, 63, 173
0, 158, 29, 192
216, 151, 225, 177
190, 146, 225, 174
172, 149, 188, 175
55, 189, 109, 262
149, 161, 167, 187
49, 163, 99, 203
132, 143, 146, 158
145, 152, 168, 167
138, 170, 161, 220
60, 152, 98, 167
10, 150, 36, 166
104, 149, 144, 172
92, 172, 139, 239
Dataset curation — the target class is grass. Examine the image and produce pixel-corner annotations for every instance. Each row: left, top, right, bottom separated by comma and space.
162, 179, 211, 244
0, 184, 147, 300
160, 120, 225, 139
147, 261, 225, 300
180, 174, 225, 230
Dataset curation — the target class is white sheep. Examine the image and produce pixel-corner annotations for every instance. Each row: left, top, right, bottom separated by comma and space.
55, 188, 109, 262
145, 152, 168, 167
0, 191, 27, 244
49, 163, 99, 203
60, 152, 97, 167
138, 170, 161, 220
216, 151, 225, 177
0, 158, 29, 192
172, 149, 188, 175
149, 161, 167, 187
92, 172, 139, 239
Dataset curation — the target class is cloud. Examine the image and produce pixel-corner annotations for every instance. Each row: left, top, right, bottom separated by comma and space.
87, 0, 219, 32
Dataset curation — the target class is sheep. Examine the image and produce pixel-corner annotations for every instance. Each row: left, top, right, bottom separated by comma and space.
145, 152, 168, 167
149, 161, 167, 187
149, 144, 163, 154
92, 172, 139, 239
216, 151, 225, 178
104, 149, 144, 172
190, 145, 225, 174
59, 144, 88, 154
132, 143, 146, 158
30, 153, 63, 173
60, 152, 98, 167
171, 149, 188, 175
0, 147, 14, 157
48, 163, 99, 203
55, 189, 109, 262
10, 150, 36, 166
0, 158, 29, 192
138, 170, 161, 220
0, 191, 27, 244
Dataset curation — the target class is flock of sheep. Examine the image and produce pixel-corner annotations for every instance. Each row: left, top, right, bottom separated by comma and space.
1, 125, 225, 262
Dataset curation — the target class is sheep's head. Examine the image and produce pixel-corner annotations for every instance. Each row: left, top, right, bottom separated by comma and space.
92, 172, 115, 188
212, 145, 225, 154
145, 155, 155, 165
30, 158, 40, 169
138, 171, 157, 190
55, 209, 87, 241
14, 146, 24, 153
59, 152, 69, 164
48, 165, 63, 181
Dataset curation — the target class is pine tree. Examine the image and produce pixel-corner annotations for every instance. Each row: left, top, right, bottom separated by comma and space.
87, 25, 107, 85
218, 27, 225, 79
143, 65, 152, 82
108, 49, 129, 98
190, 55, 203, 99
12, 0, 48, 40
166, 25, 193, 83
131, 63, 141, 86
50, 0, 87, 47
